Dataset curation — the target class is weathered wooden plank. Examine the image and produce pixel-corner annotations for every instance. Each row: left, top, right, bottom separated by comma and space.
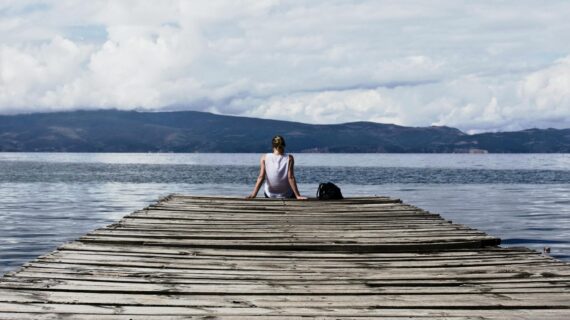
78, 234, 500, 244
58, 242, 536, 257
2, 276, 569, 295
10, 270, 570, 290
102, 221, 476, 230
45, 250, 549, 265
14, 266, 567, 282
18, 267, 566, 289
34, 253, 552, 270
74, 240, 501, 252
19, 261, 570, 280
125, 217, 449, 224
2, 293, 570, 308
0, 306, 568, 320
0, 313, 525, 320
87, 230, 490, 240
138, 207, 427, 214
52, 248, 542, 262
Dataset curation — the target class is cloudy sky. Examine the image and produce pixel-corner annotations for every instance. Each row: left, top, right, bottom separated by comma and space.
1, 0, 570, 132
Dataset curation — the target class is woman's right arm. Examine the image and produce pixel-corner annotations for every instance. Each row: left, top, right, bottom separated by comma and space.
246, 155, 266, 199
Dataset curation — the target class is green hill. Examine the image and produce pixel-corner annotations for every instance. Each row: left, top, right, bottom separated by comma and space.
0, 110, 568, 153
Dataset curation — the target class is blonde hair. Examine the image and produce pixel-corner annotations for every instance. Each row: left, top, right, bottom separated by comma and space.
272, 135, 286, 153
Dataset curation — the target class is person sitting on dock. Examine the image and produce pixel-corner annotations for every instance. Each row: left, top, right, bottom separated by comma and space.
246, 135, 307, 200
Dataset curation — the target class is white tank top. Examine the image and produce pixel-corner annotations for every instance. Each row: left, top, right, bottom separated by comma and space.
263, 153, 293, 198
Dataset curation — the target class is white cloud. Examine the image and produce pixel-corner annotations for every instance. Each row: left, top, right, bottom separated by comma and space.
0, 0, 570, 132
520, 57, 570, 116
247, 89, 400, 125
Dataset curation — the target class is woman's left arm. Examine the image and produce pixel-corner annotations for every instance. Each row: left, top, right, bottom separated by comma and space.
287, 155, 307, 200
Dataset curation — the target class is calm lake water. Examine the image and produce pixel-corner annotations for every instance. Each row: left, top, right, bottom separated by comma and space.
1, 153, 570, 275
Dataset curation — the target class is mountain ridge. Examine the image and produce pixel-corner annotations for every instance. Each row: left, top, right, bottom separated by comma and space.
0, 109, 569, 153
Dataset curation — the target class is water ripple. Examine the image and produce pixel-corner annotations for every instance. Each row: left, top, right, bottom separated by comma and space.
1, 162, 570, 184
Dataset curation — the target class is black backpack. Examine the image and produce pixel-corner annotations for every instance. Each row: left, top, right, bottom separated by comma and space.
316, 182, 344, 200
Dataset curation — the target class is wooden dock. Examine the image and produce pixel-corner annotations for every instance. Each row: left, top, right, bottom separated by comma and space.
0, 195, 569, 319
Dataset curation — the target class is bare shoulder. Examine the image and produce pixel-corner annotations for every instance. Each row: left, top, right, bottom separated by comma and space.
288, 154, 295, 163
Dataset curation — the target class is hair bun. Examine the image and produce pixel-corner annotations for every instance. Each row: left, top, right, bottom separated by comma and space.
272, 135, 286, 150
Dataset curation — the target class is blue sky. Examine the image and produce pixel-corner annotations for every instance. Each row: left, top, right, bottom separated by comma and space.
1, 0, 570, 133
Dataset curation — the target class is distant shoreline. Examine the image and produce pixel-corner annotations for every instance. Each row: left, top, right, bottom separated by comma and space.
1, 110, 569, 153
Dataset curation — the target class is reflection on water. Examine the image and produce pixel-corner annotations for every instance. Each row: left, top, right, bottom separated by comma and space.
1, 153, 569, 275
